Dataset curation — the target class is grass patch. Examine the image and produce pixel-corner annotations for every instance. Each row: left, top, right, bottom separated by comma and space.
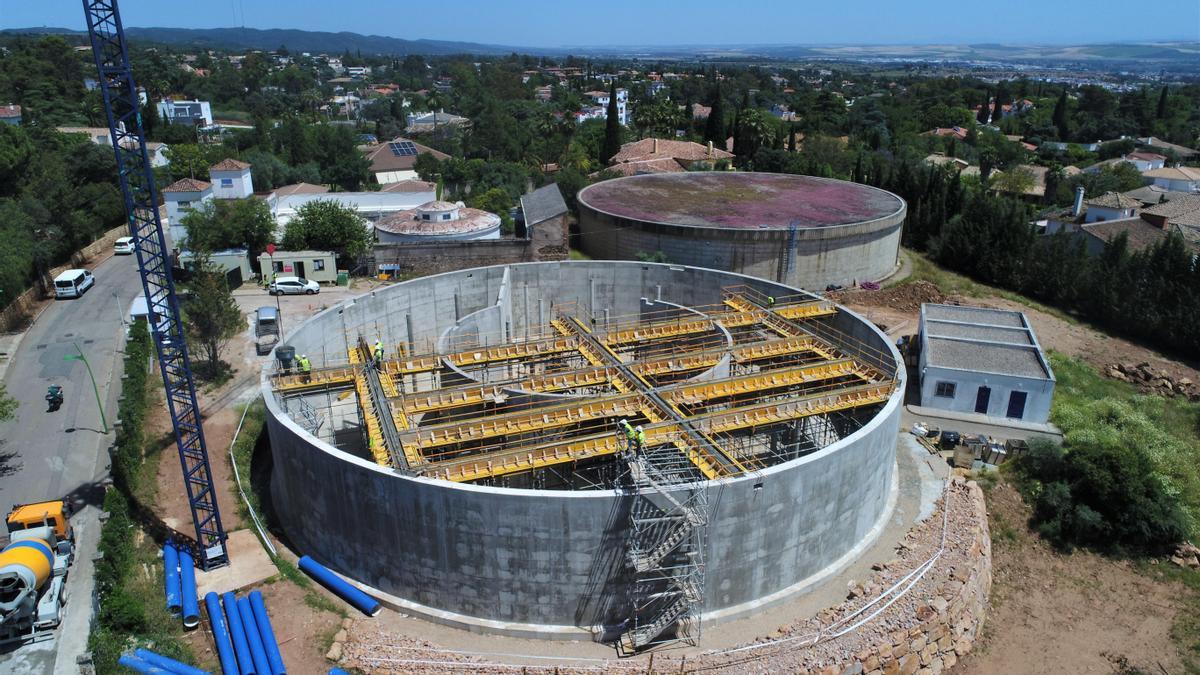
90, 320, 199, 672
898, 249, 1079, 325
1049, 352, 1200, 534
568, 248, 591, 260
228, 399, 348, 618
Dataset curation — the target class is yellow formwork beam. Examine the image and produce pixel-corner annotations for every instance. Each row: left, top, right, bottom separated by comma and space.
689, 382, 895, 435
352, 374, 389, 466
400, 366, 614, 416
421, 381, 895, 483
388, 335, 581, 376
660, 358, 863, 407
271, 365, 357, 394
402, 393, 645, 451
602, 317, 714, 347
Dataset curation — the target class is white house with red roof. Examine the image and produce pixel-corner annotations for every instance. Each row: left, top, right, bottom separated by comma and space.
163, 178, 213, 245
209, 158, 254, 198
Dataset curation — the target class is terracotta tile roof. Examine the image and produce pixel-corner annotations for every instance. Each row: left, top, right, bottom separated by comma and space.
1141, 193, 1200, 220
0, 105, 21, 118
210, 158, 251, 171
1084, 191, 1141, 209
1126, 151, 1166, 161
594, 157, 687, 177
163, 178, 212, 193
378, 179, 435, 193
610, 138, 733, 165
1138, 136, 1199, 158
362, 137, 449, 173
1082, 217, 1200, 255
1143, 166, 1200, 181
273, 182, 328, 197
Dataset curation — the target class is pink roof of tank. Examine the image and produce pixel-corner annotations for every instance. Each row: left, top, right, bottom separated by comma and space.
578, 172, 903, 229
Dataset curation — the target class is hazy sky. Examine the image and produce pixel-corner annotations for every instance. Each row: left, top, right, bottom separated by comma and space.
2, 0, 1198, 47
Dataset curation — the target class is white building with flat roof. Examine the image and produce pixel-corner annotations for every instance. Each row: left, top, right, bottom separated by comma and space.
918, 303, 1055, 423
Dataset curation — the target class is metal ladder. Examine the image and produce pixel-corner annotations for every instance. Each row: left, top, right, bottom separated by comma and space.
620, 447, 708, 652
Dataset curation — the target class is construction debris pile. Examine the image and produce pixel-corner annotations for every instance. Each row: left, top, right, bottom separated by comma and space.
827, 280, 947, 313
1105, 361, 1200, 401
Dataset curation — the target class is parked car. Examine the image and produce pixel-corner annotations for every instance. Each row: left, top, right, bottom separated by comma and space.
268, 276, 319, 296
114, 236, 135, 255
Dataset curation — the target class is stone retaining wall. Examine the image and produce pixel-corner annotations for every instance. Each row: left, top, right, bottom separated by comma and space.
0, 224, 128, 332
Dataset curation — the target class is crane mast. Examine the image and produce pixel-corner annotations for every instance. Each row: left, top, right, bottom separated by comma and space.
82, 0, 229, 569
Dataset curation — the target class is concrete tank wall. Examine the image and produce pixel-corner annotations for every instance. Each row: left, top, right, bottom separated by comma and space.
577, 179, 906, 291
264, 261, 904, 638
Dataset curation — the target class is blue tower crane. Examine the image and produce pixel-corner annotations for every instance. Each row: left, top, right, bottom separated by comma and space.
82, 0, 229, 569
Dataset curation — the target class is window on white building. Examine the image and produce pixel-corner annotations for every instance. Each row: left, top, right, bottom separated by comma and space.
221, 178, 233, 187
313, 259, 325, 271
178, 201, 191, 210
934, 381, 957, 398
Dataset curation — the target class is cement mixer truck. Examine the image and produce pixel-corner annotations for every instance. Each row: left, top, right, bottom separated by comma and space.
0, 500, 74, 644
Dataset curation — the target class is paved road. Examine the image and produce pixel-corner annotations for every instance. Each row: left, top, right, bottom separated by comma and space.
0, 251, 142, 674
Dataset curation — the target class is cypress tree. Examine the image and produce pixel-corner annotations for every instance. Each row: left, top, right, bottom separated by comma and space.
704, 88, 726, 147
1156, 85, 1169, 119
1053, 90, 1070, 141
788, 122, 797, 152
600, 80, 621, 164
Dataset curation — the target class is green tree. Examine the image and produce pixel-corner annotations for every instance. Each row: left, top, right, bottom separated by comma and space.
180, 198, 276, 257
703, 87, 726, 147
164, 144, 231, 181
467, 187, 514, 233
1052, 90, 1071, 141
184, 256, 246, 380
281, 200, 371, 264
1156, 85, 1169, 119
600, 81, 621, 165
310, 124, 371, 191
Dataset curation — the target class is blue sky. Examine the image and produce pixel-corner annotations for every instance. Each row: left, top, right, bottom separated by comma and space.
2, 0, 1197, 47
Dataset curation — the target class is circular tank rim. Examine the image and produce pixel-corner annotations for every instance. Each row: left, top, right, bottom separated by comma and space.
259, 260, 905, 499
576, 172, 907, 233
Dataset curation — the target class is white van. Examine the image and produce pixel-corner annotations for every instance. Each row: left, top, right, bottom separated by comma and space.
54, 269, 95, 299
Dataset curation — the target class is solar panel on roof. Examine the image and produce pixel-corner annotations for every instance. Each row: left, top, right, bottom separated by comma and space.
388, 141, 418, 156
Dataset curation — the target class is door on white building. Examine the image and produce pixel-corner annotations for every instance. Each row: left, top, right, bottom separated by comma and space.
1006, 391, 1027, 419
974, 386, 991, 414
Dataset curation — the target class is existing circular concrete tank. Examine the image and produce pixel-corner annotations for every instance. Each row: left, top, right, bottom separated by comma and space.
577, 172, 906, 291
263, 261, 903, 640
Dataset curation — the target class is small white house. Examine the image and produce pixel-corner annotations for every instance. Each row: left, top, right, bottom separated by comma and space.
1124, 151, 1167, 172
586, 88, 628, 125
1082, 192, 1140, 223
157, 98, 213, 126
1143, 166, 1200, 193
162, 178, 213, 246
209, 158, 254, 199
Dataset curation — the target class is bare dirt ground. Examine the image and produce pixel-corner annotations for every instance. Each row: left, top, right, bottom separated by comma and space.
957, 480, 1185, 675
829, 281, 1200, 385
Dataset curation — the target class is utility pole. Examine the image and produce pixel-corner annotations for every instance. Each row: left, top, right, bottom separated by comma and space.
65, 342, 109, 434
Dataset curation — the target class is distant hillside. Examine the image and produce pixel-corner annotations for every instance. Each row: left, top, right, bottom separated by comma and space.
0, 25, 526, 56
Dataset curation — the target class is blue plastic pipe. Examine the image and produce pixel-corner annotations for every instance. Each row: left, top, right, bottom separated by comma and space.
116, 653, 173, 674
133, 648, 212, 675
248, 591, 287, 675
298, 556, 381, 616
328, 670, 350, 675
163, 542, 182, 616
205, 592, 240, 675
222, 592, 255, 675
237, 597, 272, 675
178, 547, 200, 629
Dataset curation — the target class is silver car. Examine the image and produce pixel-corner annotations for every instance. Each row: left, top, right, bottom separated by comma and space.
268, 276, 320, 296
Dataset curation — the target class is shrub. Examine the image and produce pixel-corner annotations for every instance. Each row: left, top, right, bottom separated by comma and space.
1014, 438, 1188, 555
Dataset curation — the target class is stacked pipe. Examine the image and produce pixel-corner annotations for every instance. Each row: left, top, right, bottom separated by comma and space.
118, 648, 210, 674
162, 541, 200, 628
204, 590, 287, 675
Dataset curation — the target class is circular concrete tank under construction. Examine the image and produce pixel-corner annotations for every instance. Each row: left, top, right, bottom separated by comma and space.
263, 261, 904, 647
578, 172, 907, 291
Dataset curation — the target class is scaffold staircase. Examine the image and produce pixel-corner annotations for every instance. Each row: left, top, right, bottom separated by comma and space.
620, 447, 708, 652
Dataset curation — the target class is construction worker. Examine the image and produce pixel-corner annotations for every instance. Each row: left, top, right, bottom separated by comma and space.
618, 418, 637, 456
635, 425, 646, 455
766, 295, 776, 309
373, 339, 384, 367
298, 354, 312, 383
